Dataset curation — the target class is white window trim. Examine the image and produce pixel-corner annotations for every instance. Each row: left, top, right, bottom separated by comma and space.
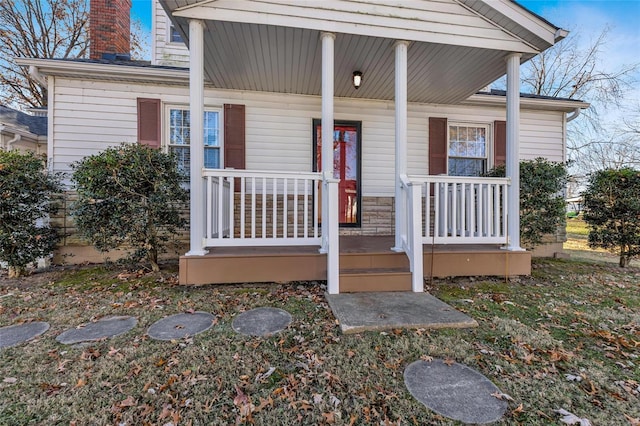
447, 121, 493, 175
166, 23, 185, 46
163, 104, 224, 170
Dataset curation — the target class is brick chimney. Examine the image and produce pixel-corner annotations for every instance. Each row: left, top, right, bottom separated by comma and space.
89, 0, 132, 60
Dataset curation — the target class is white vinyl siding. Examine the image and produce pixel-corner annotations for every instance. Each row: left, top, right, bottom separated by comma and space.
151, 0, 189, 67
50, 77, 566, 194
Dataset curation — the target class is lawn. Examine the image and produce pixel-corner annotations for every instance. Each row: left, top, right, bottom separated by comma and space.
1, 258, 639, 425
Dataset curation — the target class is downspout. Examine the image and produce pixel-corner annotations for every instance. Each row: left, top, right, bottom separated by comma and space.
566, 107, 581, 123
29, 65, 47, 87
8, 133, 22, 148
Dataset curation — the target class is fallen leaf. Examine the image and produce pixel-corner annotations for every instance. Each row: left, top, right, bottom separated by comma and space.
624, 414, 640, 426
75, 378, 86, 388
443, 358, 455, 366
118, 395, 136, 408
3, 377, 17, 384
420, 355, 433, 362
555, 408, 592, 426
491, 391, 514, 401
512, 403, 524, 415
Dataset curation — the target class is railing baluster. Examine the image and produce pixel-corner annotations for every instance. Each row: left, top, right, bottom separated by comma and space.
283, 178, 288, 239
240, 177, 245, 239
217, 175, 224, 240
424, 182, 430, 239
206, 176, 212, 239
303, 179, 309, 238
313, 180, 319, 238
262, 177, 266, 238
251, 177, 256, 238
293, 178, 298, 239
272, 177, 277, 239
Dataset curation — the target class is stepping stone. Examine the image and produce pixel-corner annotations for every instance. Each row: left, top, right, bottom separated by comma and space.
0, 322, 49, 349
56, 316, 137, 345
404, 359, 507, 424
147, 311, 215, 341
232, 307, 292, 337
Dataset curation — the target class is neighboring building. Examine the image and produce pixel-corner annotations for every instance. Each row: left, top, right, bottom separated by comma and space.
0, 105, 47, 154
16, 0, 589, 293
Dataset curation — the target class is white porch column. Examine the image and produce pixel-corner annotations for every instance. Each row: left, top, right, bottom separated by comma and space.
506, 53, 523, 251
186, 19, 208, 256
320, 32, 339, 294
320, 32, 335, 252
393, 40, 410, 251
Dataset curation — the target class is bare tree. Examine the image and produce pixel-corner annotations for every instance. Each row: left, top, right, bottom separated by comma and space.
0, 0, 147, 109
508, 26, 640, 180
0, 0, 88, 108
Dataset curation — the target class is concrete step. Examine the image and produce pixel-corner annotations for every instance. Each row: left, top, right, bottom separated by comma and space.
339, 267, 412, 292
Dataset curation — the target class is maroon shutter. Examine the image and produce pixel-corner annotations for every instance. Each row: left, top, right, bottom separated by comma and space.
429, 117, 447, 175
494, 120, 506, 167
137, 98, 161, 148
224, 104, 245, 191
224, 104, 245, 169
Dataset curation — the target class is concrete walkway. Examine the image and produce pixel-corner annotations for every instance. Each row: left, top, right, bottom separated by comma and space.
325, 291, 477, 334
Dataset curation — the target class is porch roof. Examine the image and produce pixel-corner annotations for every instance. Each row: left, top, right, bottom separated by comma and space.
159, 0, 565, 105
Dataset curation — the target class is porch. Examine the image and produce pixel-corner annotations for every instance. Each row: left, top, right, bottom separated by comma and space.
165, 0, 565, 293
179, 235, 531, 289
179, 170, 530, 290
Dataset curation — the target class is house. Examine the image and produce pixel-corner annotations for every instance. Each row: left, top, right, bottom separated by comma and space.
16, 0, 589, 293
0, 105, 47, 154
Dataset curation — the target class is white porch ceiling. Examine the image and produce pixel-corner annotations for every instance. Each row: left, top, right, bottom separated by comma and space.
161, 0, 563, 105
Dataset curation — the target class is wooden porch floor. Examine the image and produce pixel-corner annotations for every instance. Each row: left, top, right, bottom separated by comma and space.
179, 236, 531, 289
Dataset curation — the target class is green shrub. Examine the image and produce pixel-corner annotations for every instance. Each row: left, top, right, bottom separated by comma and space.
0, 150, 62, 277
71, 143, 188, 271
582, 167, 640, 267
485, 158, 567, 249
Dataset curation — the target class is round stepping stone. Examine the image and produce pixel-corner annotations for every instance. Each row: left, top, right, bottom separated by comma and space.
404, 359, 508, 424
147, 311, 215, 341
56, 316, 137, 345
0, 322, 49, 349
232, 307, 291, 337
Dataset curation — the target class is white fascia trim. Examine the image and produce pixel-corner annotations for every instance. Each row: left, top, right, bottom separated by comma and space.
15, 58, 189, 85
475, 0, 559, 46
463, 93, 590, 112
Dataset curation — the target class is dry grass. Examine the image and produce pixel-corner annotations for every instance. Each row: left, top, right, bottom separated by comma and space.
1, 255, 639, 425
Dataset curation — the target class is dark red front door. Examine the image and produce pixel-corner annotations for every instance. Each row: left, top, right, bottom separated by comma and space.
313, 120, 361, 227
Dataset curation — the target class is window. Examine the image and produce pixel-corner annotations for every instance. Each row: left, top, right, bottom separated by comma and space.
168, 108, 221, 175
169, 25, 183, 44
448, 124, 488, 176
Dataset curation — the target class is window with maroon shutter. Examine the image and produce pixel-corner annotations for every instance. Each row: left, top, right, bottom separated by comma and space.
137, 98, 161, 148
494, 120, 506, 167
428, 117, 447, 175
224, 104, 245, 170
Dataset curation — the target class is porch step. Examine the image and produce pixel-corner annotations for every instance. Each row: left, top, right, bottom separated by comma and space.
339, 268, 412, 293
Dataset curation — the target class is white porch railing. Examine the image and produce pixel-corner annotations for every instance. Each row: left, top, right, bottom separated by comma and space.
411, 175, 510, 245
203, 169, 323, 247
399, 174, 510, 291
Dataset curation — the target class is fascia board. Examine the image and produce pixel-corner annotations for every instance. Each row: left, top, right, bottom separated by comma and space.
463, 93, 590, 112
15, 58, 189, 85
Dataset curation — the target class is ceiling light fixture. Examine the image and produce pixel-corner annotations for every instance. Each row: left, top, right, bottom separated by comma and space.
352, 71, 363, 89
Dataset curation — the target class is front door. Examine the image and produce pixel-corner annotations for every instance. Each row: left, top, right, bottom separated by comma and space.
313, 119, 362, 227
